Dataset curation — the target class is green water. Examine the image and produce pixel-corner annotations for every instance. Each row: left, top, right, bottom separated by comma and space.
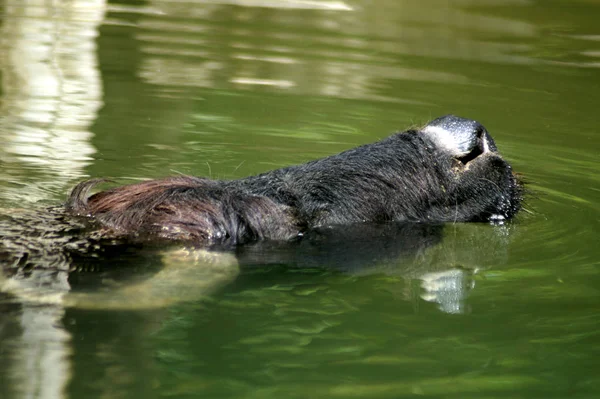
1, 0, 599, 398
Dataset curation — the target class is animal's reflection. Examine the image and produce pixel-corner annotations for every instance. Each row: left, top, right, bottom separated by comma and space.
1, 214, 514, 399
2, 216, 512, 311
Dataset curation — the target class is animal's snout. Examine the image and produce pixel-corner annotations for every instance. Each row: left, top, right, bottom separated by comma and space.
422, 115, 498, 164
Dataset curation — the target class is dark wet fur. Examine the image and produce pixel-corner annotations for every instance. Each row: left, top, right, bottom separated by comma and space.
66, 129, 522, 245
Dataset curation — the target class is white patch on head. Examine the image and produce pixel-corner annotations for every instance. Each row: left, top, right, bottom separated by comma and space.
422, 125, 464, 154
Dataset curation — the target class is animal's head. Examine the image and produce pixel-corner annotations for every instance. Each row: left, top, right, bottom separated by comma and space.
414, 115, 522, 223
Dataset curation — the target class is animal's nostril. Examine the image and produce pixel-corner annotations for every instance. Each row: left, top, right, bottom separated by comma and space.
475, 126, 484, 138
455, 126, 488, 164
455, 138, 484, 165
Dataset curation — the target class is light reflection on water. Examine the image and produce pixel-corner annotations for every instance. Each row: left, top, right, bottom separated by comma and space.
130, 0, 538, 102
0, 0, 105, 205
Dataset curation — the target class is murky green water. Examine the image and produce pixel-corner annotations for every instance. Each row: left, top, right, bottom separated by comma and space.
1, 0, 599, 398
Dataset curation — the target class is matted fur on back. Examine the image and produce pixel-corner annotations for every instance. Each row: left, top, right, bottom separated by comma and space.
66, 176, 300, 244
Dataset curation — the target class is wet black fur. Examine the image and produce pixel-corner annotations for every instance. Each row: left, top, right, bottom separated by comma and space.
66, 126, 521, 245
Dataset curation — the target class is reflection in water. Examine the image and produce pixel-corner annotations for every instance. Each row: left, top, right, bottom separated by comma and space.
549, 33, 600, 68
1, 291, 71, 399
235, 222, 512, 313
2, 219, 513, 313
0, 1, 106, 397
0, 0, 105, 204
1, 238, 238, 399
420, 268, 474, 314
124, 0, 538, 103
13, 304, 71, 399
1, 206, 516, 397
198, 0, 353, 10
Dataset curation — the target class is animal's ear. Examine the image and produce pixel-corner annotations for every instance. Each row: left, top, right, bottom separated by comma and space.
221, 193, 301, 244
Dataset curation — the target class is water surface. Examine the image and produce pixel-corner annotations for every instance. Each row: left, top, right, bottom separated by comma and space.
1, 0, 599, 398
